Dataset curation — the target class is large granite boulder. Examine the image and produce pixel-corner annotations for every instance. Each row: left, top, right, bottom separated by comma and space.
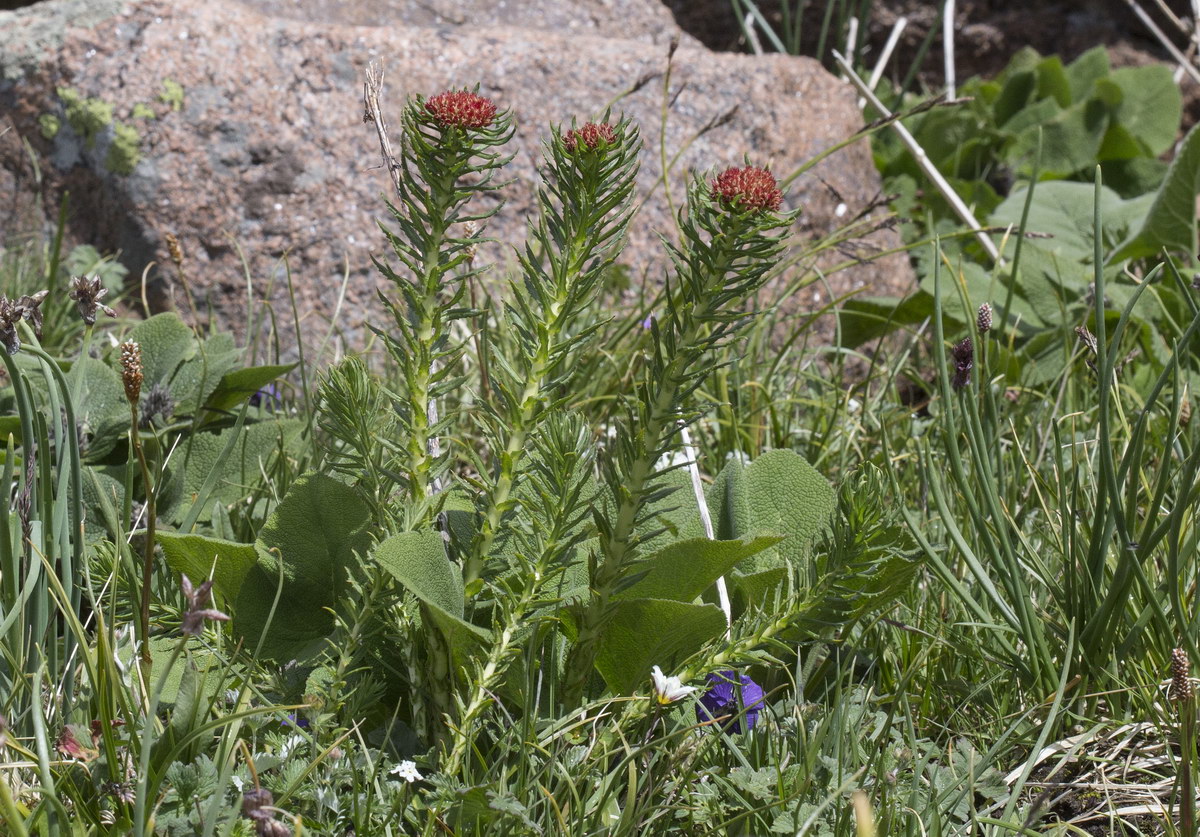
0, 0, 912, 349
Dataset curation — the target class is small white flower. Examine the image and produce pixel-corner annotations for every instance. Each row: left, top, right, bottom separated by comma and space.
390, 760, 422, 783
279, 733, 305, 760
230, 774, 244, 791
650, 665, 696, 705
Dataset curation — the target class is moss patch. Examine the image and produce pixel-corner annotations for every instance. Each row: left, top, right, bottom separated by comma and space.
159, 79, 184, 112
105, 122, 141, 175
58, 86, 113, 148
38, 113, 60, 139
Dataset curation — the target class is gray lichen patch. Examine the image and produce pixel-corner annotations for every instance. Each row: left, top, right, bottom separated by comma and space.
0, 0, 125, 82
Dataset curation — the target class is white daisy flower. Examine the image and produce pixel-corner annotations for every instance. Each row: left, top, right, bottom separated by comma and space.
390, 760, 423, 783
650, 665, 696, 705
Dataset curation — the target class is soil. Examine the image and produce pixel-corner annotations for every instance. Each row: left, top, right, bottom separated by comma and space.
666, 0, 1200, 131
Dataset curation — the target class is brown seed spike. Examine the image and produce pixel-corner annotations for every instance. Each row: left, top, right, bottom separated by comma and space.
1172, 647, 1193, 701
977, 302, 992, 334
119, 341, 143, 405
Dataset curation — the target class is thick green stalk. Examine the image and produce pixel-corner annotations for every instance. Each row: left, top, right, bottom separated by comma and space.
562, 224, 741, 705
130, 404, 157, 670
405, 171, 455, 502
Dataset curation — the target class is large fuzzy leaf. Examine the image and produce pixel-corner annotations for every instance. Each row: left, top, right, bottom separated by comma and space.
233, 473, 371, 660
594, 598, 726, 695
615, 535, 780, 602
171, 333, 241, 415
158, 531, 258, 606
203, 362, 296, 415
170, 419, 304, 525
706, 449, 834, 573
66, 356, 129, 459
1113, 122, 1200, 262
121, 312, 197, 396
374, 531, 488, 646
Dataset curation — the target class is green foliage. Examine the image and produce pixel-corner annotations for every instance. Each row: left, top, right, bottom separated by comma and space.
23, 63, 1185, 834
106, 121, 140, 174
232, 472, 372, 660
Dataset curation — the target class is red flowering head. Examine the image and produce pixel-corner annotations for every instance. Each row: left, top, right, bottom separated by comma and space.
425, 90, 498, 130
563, 122, 617, 153
710, 165, 783, 214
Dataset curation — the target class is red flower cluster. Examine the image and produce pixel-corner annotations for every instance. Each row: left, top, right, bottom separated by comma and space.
710, 165, 783, 213
425, 90, 497, 130
563, 122, 617, 153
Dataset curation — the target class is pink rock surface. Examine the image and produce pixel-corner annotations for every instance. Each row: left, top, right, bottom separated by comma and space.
0, 0, 911, 349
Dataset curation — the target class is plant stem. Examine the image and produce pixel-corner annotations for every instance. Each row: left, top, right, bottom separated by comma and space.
129, 404, 157, 670
562, 223, 741, 705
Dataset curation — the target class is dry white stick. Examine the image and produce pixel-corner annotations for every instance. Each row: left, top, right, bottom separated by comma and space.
1123, 0, 1200, 86
834, 51, 1002, 264
943, 0, 956, 98
362, 62, 403, 198
679, 423, 731, 638
859, 16, 908, 108
363, 62, 445, 497
743, 12, 764, 56
869, 17, 908, 92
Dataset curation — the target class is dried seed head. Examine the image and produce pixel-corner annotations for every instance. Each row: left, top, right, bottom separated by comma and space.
139, 382, 175, 429
462, 220, 480, 265
68, 275, 116, 326
165, 232, 184, 268
425, 90, 497, 130
0, 296, 22, 355
563, 122, 617, 153
1182, 395, 1192, 427
1172, 647, 1193, 701
119, 341, 143, 404
242, 787, 274, 819
180, 574, 230, 636
951, 337, 974, 391
710, 165, 784, 214
977, 302, 993, 334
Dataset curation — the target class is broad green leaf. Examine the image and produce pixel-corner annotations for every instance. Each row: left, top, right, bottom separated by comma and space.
233, 473, 371, 660
729, 567, 789, 613
1010, 98, 1110, 178
837, 293, 935, 349
122, 312, 197, 394
1113, 122, 1200, 262
593, 598, 726, 694
1107, 64, 1181, 157
171, 419, 304, 524
0, 416, 21, 445
615, 535, 781, 603
992, 67, 1037, 128
158, 531, 258, 605
707, 450, 835, 572
1100, 157, 1168, 199
1064, 46, 1109, 101
172, 333, 240, 415
917, 252, 1048, 328
374, 530, 488, 645
992, 180, 1150, 259
204, 363, 296, 415
1033, 55, 1070, 108
66, 356, 128, 459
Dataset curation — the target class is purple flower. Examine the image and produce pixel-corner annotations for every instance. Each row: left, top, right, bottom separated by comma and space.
281, 713, 309, 729
250, 383, 281, 409
696, 670, 765, 733
950, 338, 974, 391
